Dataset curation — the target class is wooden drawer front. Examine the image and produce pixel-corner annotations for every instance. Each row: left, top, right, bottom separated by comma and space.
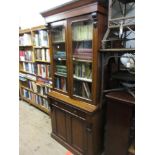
52, 100, 86, 121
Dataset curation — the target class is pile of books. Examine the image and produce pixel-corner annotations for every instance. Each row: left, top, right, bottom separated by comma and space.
35, 49, 50, 62
20, 50, 33, 61
34, 30, 48, 47
54, 51, 66, 59
19, 33, 32, 46
56, 65, 67, 76
37, 64, 51, 78
73, 48, 92, 60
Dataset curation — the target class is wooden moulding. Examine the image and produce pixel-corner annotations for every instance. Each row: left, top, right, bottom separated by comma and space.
19, 28, 31, 34
41, 0, 106, 17
41, 1, 107, 23
48, 91, 98, 113
105, 91, 135, 105
31, 25, 47, 31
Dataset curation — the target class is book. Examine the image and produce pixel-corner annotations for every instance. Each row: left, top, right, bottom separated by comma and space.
46, 49, 50, 62
72, 21, 93, 41
82, 82, 91, 99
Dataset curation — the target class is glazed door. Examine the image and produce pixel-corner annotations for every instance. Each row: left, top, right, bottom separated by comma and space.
68, 15, 94, 102
50, 20, 68, 94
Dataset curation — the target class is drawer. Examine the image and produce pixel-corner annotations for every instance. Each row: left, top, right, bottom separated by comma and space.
52, 100, 86, 120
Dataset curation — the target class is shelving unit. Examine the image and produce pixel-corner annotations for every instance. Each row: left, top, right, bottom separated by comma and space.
19, 26, 52, 115
100, 0, 135, 154
41, 0, 107, 154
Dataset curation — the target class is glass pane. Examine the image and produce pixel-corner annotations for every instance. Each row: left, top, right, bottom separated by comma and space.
72, 20, 93, 100
52, 25, 67, 92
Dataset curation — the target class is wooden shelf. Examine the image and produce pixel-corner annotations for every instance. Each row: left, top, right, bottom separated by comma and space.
73, 75, 92, 82
54, 58, 66, 61
52, 41, 65, 44
54, 73, 67, 77
35, 60, 50, 63
73, 39, 92, 42
21, 86, 34, 93
73, 58, 92, 63
37, 75, 52, 80
20, 60, 35, 63
19, 45, 33, 47
33, 46, 49, 48
36, 82, 52, 88
20, 70, 36, 76
37, 93, 47, 99
100, 48, 135, 52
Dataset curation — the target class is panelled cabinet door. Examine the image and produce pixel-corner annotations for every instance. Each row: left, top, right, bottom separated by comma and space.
68, 15, 94, 102
50, 20, 68, 94
71, 117, 87, 154
51, 103, 88, 154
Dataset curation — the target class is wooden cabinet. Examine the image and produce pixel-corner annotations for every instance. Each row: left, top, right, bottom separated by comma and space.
41, 0, 107, 154
104, 92, 135, 155
49, 94, 103, 155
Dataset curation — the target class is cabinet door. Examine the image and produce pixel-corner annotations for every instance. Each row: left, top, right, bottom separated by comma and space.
50, 21, 68, 93
71, 116, 86, 154
69, 15, 94, 102
52, 106, 67, 141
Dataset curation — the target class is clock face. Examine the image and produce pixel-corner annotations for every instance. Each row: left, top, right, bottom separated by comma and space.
120, 53, 135, 69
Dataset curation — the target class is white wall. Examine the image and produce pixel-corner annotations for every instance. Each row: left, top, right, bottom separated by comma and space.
19, 0, 73, 29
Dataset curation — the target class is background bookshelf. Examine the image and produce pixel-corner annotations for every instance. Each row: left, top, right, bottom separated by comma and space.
19, 26, 52, 115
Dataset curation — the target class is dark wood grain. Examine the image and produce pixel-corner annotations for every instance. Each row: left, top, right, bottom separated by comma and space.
104, 92, 135, 155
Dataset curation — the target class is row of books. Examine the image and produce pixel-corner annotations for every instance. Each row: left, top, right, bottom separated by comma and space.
22, 62, 36, 74
74, 62, 92, 79
55, 76, 66, 91
22, 89, 49, 109
72, 22, 93, 41
33, 30, 48, 47
74, 81, 91, 99
37, 64, 51, 78
19, 73, 27, 81
73, 48, 92, 60
22, 88, 31, 100
56, 65, 67, 76
19, 33, 32, 46
54, 51, 66, 59
53, 27, 65, 42
34, 94, 49, 109
35, 49, 50, 62
19, 50, 34, 61
37, 85, 51, 96
19, 73, 37, 81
